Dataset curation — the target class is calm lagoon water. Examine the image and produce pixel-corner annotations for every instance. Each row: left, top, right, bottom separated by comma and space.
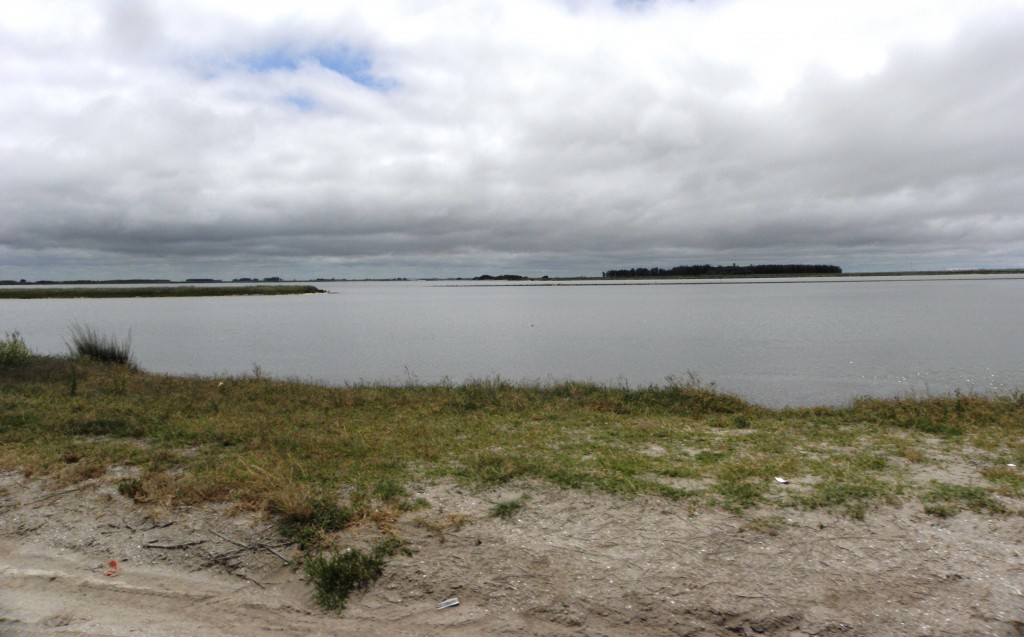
3, 276, 1023, 407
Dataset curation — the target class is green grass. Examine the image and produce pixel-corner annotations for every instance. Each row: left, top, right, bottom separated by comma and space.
922, 481, 1007, 517
2, 353, 1023, 608
2, 355, 1022, 517
0, 285, 325, 299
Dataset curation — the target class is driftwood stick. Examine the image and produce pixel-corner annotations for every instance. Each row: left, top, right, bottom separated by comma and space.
143, 540, 205, 550
210, 529, 249, 548
259, 543, 291, 565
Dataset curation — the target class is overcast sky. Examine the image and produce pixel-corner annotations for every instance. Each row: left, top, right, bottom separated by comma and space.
2, 0, 1023, 280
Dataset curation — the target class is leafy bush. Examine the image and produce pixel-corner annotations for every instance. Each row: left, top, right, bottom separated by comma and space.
68, 323, 134, 366
0, 331, 30, 367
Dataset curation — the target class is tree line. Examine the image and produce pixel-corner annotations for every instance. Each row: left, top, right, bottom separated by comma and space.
602, 263, 842, 278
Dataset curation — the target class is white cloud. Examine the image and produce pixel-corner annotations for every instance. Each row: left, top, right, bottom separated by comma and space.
1, 0, 1023, 279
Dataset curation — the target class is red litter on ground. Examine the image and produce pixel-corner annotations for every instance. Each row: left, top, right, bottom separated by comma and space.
104, 560, 120, 577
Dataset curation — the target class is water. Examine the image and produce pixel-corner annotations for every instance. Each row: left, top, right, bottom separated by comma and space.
3, 276, 1023, 407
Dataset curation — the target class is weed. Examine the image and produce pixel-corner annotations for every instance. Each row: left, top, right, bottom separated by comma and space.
490, 495, 529, 520
305, 538, 412, 611
118, 478, 147, 502
68, 323, 134, 366
0, 332, 30, 367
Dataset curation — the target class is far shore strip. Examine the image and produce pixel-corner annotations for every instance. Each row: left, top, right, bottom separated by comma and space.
0, 285, 326, 299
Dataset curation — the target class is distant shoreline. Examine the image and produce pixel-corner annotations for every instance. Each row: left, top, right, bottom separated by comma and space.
0, 284, 326, 299
2, 268, 1024, 287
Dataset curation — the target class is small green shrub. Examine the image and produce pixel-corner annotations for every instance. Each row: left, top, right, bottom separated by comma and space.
305, 538, 411, 611
0, 331, 30, 367
68, 323, 135, 366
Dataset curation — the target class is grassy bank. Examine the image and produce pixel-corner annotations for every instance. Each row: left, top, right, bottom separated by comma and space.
3, 354, 1022, 609
2, 356, 1022, 519
0, 285, 325, 299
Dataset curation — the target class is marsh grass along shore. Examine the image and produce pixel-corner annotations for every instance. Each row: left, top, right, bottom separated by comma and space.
2, 351, 1023, 608
3, 354, 1021, 518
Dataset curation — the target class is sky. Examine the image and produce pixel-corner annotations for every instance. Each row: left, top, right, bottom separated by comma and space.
2, 0, 1023, 280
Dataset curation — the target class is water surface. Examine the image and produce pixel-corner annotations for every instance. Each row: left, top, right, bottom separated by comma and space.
3, 276, 1022, 407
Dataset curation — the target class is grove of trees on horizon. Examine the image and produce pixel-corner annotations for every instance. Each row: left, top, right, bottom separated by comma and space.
602, 264, 843, 278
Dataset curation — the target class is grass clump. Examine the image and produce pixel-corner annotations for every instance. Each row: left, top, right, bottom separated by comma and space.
922, 481, 1006, 517
305, 538, 412, 611
490, 495, 529, 520
68, 324, 135, 366
117, 478, 148, 502
274, 495, 353, 551
0, 332, 30, 367
797, 477, 898, 520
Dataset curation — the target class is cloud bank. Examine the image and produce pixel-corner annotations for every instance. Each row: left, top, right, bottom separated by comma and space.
2, 0, 1023, 279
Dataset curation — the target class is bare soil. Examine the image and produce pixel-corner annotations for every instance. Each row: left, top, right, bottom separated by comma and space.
2, 471, 1023, 637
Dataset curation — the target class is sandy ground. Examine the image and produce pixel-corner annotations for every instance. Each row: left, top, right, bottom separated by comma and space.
2, 470, 1023, 637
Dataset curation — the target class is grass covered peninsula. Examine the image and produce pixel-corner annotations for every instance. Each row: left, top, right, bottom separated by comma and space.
0, 285, 325, 299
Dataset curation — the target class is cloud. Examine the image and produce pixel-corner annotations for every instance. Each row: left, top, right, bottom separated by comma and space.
2, 0, 1023, 279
